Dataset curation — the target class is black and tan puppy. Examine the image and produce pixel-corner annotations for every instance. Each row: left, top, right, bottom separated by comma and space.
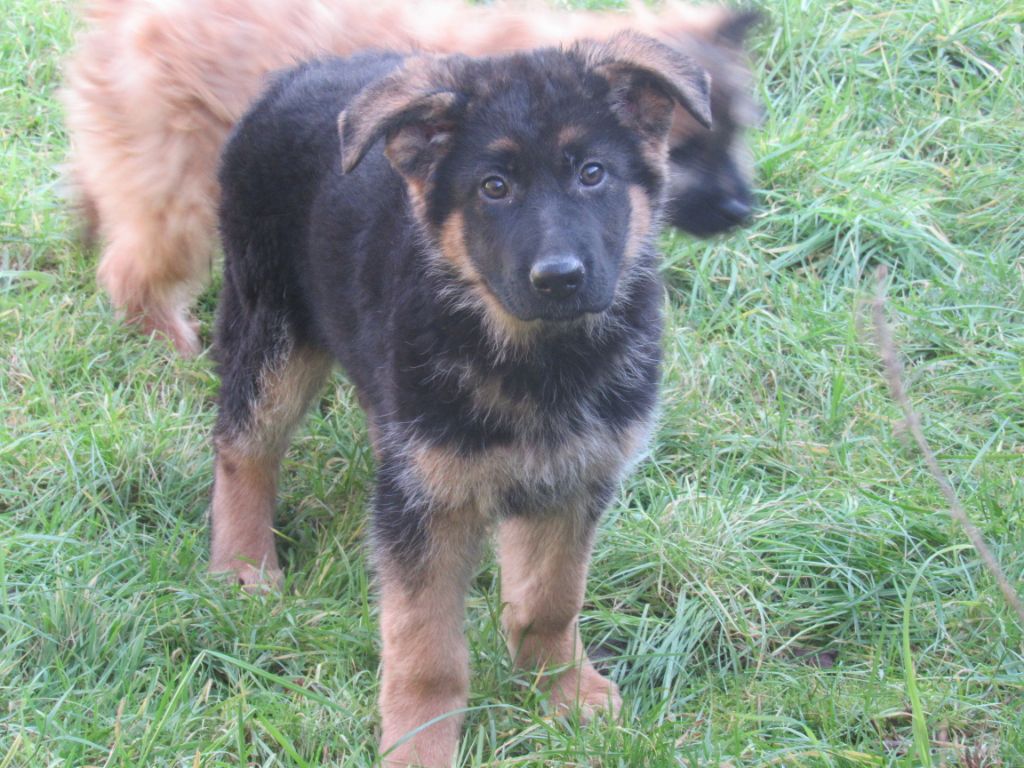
212, 34, 710, 767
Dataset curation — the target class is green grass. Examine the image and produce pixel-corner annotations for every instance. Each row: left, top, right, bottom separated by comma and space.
2, 0, 1023, 765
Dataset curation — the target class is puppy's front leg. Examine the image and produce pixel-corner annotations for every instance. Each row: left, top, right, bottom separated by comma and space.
374, 479, 487, 767
497, 507, 621, 719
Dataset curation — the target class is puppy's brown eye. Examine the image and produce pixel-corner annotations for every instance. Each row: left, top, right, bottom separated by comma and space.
579, 162, 605, 187
481, 176, 508, 200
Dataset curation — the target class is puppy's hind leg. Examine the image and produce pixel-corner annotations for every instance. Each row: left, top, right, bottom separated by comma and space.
210, 294, 332, 589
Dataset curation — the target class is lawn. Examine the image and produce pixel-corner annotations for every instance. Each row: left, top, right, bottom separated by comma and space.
1, 0, 1022, 765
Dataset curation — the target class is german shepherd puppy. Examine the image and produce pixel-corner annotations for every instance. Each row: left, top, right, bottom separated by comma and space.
212, 33, 710, 766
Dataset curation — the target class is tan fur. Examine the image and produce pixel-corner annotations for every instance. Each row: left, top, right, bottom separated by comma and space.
498, 513, 621, 716
62, 0, 756, 357
438, 212, 538, 354
556, 125, 585, 148
438, 212, 479, 285
400, 418, 652, 513
378, 421, 649, 759
487, 136, 523, 154
626, 184, 655, 266
210, 345, 332, 586
377, 508, 489, 767
237, 345, 334, 457
468, 373, 538, 428
636, 103, 675, 175
209, 446, 283, 588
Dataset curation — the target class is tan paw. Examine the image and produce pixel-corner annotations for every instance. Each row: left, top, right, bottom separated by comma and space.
548, 665, 622, 721
210, 562, 284, 593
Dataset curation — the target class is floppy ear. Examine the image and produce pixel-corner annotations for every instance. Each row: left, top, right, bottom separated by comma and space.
716, 9, 764, 46
337, 58, 463, 180
578, 31, 712, 139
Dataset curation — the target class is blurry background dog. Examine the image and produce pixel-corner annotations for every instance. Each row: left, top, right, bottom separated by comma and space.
62, 0, 760, 357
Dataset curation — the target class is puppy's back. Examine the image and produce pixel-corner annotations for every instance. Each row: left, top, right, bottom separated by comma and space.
217, 53, 408, 369
220, 53, 403, 224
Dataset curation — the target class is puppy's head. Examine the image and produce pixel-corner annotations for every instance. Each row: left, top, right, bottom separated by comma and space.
339, 33, 710, 339
657, 7, 763, 236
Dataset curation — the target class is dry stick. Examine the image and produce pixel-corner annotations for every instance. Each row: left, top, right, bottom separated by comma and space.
872, 265, 1024, 627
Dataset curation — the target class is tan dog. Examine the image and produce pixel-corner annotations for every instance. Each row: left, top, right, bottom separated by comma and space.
63, 0, 759, 357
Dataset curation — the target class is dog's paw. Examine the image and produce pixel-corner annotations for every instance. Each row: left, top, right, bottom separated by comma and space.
380, 722, 461, 768
210, 563, 284, 593
548, 665, 622, 722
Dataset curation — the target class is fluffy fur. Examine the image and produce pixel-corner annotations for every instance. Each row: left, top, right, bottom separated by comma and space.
62, 0, 760, 357
212, 35, 709, 765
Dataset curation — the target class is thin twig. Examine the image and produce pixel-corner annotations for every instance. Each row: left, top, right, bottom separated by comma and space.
872, 265, 1024, 627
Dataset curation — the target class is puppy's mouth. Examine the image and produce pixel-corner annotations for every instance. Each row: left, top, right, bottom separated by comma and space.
495, 274, 615, 323
512, 297, 611, 323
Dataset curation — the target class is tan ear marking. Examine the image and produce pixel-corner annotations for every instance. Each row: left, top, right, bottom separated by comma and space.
337, 58, 462, 176
578, 30, 713, 129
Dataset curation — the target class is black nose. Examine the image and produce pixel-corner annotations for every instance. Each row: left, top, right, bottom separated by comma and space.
530, 256, 585, 299
719, 196, 752, 224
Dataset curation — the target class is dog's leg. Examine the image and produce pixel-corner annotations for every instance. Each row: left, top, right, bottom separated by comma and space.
497, 508, 621, 719
375, 486, 487, 767
210, 340, 332, 589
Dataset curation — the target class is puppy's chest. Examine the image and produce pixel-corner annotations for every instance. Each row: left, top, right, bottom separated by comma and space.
390, 359, 657, 515
397, 415, 651, 516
